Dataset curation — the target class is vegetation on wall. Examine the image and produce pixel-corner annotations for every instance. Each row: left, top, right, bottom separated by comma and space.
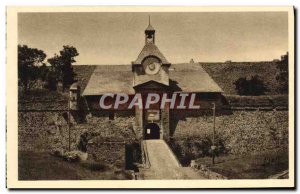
168, 137, 226, 166
276, 53, 289, 94
234, 75, 268, 96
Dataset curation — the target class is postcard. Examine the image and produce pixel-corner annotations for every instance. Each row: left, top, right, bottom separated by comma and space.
6, 6, 295, 189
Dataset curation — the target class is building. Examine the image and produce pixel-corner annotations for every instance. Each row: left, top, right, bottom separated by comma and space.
82, 21, 223, 141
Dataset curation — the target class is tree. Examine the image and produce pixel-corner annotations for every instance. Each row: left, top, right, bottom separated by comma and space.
47, 54, 63, 82
276, 52, 288, 94
234, 77, 248, 95
248, 75, 268, 95
234, 75, 268, 96
47, 45, 79, 91
44, 70, 58, 91
18, 45, 46, 92
38, 63, 50, 81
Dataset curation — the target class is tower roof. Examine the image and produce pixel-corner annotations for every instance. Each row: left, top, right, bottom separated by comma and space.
145, 16, 155, 31
132, 43, 170, 65
133, 17, 169, 65
145, 24, 155, 31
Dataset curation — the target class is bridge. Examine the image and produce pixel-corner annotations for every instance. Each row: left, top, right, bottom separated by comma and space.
139, 140, 206, 179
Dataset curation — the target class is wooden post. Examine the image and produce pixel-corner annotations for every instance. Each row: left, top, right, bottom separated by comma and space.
212, 102, 216, 164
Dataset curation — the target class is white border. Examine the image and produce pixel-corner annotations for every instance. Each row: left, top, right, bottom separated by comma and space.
6, 6, 295, 189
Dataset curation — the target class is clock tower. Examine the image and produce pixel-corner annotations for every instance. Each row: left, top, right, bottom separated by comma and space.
132, 18, 171, 87
132, 18, 171, 140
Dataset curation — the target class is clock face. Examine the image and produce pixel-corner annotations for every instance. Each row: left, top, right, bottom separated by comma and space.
146, 62, 160, 75
148, 63, 156, 70
143, 57, 161, 75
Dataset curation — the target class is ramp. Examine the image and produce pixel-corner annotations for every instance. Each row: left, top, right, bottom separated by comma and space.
141, 140, 205, 179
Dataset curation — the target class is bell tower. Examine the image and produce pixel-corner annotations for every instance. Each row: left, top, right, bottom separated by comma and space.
145, 16, 155, 44
132, 18, 172, 141
132, 17, 171, 86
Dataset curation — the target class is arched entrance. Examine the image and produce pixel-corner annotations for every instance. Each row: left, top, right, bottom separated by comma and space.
144, 123, 160, 139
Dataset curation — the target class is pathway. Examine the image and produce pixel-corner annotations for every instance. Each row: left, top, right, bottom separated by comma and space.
139, 140, 206, 180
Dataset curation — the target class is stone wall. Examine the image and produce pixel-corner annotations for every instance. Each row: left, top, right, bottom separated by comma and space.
18, 87, 289, 169
161, 107, 170, 140
134, 107, 144, 139
222, 95, 288, 109
18, 111, 69, 151
18, 111, 137, 155
170, 110, 288, 155
19, 106, 288, 156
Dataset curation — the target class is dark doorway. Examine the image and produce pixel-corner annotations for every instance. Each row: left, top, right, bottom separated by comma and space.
144, 123, 160, 139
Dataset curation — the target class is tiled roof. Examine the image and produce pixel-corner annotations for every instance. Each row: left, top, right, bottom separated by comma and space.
82, 63, 223, 96
169, 63, 223, 93
82, 65, 135, 95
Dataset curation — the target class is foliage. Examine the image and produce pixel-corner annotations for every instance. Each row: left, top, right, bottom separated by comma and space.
276, 53, 288, 94
19, 151, 131, 180
18, 45, 47, 92
195, 149, 288, 179
47, 45, 79, 91
234, 75, 268, 96
44, 70, 58, 91
169, 137, 226, 166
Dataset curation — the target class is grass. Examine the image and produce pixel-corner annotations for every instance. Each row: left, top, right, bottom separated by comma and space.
195, 150, 288, 179
18, 151, 132, 180
223, 94, 288, 107
201, 62, 281, 95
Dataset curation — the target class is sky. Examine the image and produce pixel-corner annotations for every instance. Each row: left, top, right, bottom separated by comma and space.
18, 12, 288, 65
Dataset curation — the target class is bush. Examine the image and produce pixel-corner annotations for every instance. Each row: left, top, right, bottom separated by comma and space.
44, 71, 58, 91
234, 75, 268, 96
168, 137, 227, 166
195, 149, 288, 179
